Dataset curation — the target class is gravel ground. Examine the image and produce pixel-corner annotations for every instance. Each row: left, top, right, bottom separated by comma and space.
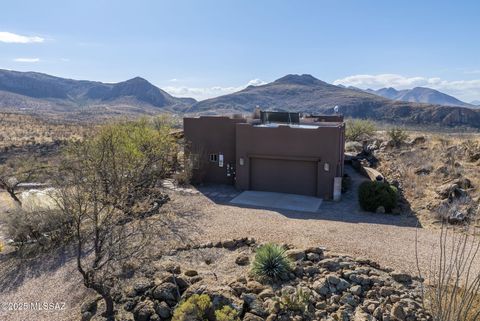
0, 167, 478, 321
187, 167, 478, 276
0, 249, 87, 321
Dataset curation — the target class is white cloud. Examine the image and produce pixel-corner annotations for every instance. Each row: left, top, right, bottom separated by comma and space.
246, 78, 267, 87
13, 57, 40, 63
334, 73, 480, 102
0, 31, 44, 43
164, 78, 266, 100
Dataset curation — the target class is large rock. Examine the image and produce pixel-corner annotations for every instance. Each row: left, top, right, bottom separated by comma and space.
243, 312, 265, 321
313, 279, 330, 296
242, 293, 268, 317
390, 302, 407, 321
152, 282, 178, 302
390, 271, 412, 284
247, 281, 266, 294
319, 258, 341, 271
155, 301, 171, 319
235, 254, 250, 266
133, 300, 155, 321
133, 278, 153, 295
435, 183, 466, 200
184, 269, 198, 277
285, 249, 306, 261
354, 307, 376, 321
346, 141, 364, 153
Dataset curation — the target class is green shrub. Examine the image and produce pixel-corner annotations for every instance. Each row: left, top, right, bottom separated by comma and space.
345, 119, 377, 142
358, 181, 398, 212
214, 305, 240, 321
172, 294, 212, 321
387, 127, 408, 147
251, 243, 292, 281
0, 241, 3, 253
276, 286, 311, 313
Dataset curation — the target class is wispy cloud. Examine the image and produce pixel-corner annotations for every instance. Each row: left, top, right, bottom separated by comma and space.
334, 73, 480, 102
464, 69, 480, 75
0, 31, 44, 43
164, 78, 267, 100
13, 57, 40, 63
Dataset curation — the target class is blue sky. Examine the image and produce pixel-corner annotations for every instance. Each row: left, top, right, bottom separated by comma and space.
1, 0, 480, 101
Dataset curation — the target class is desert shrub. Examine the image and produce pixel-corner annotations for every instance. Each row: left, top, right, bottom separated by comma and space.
251, 243, 292, 281
461, 139, 480, 162
387, 127, 408, 147
358, 181, 398, 212
174, 153, 194, 186
275, 286, 311, 313
214, 305, 240, 321
345, 119, 376, 142
417, 224, 480, 321
0, 241, 3, 252
172, 294, 212, 321
5, 207, 73, 247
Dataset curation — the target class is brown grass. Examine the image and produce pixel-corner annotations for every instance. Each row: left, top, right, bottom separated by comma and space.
376, 132, 480, 227
0, 112, 90, 149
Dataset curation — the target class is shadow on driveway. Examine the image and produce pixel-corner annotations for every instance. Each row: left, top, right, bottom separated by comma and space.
196, 165, 422, 228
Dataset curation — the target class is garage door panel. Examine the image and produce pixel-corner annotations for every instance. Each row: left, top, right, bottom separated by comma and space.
250, 158, 317, 196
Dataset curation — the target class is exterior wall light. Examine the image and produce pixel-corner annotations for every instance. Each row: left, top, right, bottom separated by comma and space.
239, 157, 245, 166
324, 162, 330, 172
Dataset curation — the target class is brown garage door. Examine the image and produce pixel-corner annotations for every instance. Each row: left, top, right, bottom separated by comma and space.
250, 158, 317, 196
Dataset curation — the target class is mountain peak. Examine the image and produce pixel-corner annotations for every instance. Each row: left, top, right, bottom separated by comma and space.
123, 76, 151, 84
274, 74, 324, 86
369, 86, 472, 107
0, 69, 195, 110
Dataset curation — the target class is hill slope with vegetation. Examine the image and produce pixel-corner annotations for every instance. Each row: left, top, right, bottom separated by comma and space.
190, 74, 480, 128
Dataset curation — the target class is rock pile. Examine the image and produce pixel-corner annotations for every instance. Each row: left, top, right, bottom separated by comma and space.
81, 241, 431, 321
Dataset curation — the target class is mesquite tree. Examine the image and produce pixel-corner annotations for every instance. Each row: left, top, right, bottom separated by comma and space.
0, 157, 43, 206
54, 118, 177, 320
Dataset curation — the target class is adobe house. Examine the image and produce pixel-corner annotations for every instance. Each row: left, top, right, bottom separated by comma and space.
183, 111, 345, 200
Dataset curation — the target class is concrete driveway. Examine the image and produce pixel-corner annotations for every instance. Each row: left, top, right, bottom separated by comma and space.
230, 190, 323, 212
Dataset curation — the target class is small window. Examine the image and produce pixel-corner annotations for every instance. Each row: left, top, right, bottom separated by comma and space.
209, 154, 218, 163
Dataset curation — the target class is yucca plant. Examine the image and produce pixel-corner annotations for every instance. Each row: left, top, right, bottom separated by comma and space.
251, 243, 292, 281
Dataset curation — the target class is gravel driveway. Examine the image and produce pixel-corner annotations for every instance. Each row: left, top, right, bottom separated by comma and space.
190, 167, 476, 276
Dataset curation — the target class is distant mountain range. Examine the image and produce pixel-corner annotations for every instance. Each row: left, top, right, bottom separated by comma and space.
190, 74, 480, 127
471, 100, 480, 106
1, 69, 480, 128
0, 69, 195, 120
364, 86, 474, 108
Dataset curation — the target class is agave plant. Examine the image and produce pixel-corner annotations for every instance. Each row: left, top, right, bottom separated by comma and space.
251, 243, 292, 281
